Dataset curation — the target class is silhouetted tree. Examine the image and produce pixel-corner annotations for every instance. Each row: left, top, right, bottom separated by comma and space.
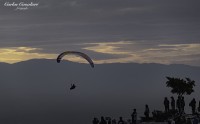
166, 77, 195, 97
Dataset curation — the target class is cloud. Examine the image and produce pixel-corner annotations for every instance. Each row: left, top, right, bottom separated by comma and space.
82, 41, 200, 66
0, 42, 200, 66
83, 41, 132, 55
0, 47, 56, 63
1, 0, 200, 49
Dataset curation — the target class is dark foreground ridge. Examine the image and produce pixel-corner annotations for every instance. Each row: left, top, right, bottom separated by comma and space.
92, 97, 200, 124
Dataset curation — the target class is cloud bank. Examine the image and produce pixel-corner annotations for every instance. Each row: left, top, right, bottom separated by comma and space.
0, 0, 200, 66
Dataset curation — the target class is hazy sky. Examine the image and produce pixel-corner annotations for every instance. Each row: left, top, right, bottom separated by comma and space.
0, 0, 200, 66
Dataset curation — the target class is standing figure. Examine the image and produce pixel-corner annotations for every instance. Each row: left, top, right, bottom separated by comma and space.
186, 118, 192, 124
171, 119, 175, 124
131, 109, 137, 124
193, 116, 199, 124
144, 104, 150, 119
181, 96, 185, 114
107, 118, 111, 124
164, 97, 170, 112
198, 101, 200, 112
189, 98, 196, 114
168, 119, 175, 124
93, 118, 99, 124
171, 96, 175, 111
176, 96, 181, 114
118, 117, 125, 124
112, 119, 117, 124
100, 116, 107, 124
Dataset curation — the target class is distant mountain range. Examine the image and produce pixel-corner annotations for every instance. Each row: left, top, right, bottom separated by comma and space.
0, 59, 200, 124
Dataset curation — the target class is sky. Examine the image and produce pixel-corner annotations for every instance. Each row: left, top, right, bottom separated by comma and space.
0, 0, 200, 66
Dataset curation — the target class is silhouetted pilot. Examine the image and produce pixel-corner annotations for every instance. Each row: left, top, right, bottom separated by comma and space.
70, 84, 76, 90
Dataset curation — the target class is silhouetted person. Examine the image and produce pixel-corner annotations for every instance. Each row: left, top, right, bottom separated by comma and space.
107, 118, 111, 124
175, 116, 181, 124
118, 117, 125, 124
93, 117, 99, 124
70, 84, 76, 90
171, 119, 175, 124
127, 119, 131, 124
131, 109, 137, 124
193, 116, 199, 124
189, 98, 196, 114
164, 97, 170, 112
186, 118, 192, 124
198, 101, 200, 112
181, 96, 185, 113
175, 116, 186, 124
100, 116, 107, 124
112, 119, 116, 124
168, 119, 175, 124
144, 104, 150, 119
171, 96, 175, 111
182, 116, 187, 124
176, 96, 181, 113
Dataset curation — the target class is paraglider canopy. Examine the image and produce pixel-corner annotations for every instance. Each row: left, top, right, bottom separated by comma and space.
57, 51, 94, 68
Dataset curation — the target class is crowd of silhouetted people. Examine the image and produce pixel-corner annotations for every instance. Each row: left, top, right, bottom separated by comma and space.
92, 96, 200, 124
163, 96, 200, 124
92, 109, 137, 124
163, 96, 200, 115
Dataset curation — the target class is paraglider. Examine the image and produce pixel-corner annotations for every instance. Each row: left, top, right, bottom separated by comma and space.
70, 84, 76, 90
57, 51, 94, 68
57, 51, 94, 91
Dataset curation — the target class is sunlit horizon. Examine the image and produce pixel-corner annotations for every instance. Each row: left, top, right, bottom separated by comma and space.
0, 41, 200, 67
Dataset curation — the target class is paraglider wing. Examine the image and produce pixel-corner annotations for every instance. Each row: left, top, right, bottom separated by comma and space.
57, 51, 94, 68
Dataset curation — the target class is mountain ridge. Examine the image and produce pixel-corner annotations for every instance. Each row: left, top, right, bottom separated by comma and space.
2, 58, 200, 69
